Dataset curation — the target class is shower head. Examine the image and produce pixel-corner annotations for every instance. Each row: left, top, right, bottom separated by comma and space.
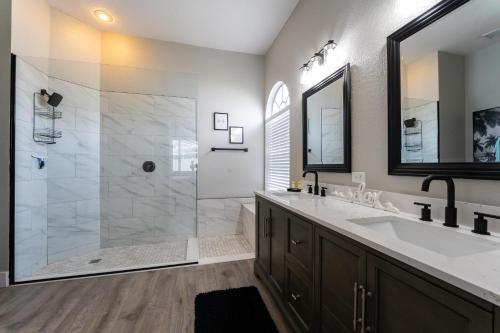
40, 89, 63, 108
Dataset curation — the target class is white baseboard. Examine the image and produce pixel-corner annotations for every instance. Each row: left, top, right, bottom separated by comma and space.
0, 271, 9, 288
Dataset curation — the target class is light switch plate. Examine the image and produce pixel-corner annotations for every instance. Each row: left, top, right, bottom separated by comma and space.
352, 172, 366, 184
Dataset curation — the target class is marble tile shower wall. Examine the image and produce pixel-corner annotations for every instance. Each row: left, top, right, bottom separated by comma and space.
15, 59, 49, 279
100, 92, 197, 248
46, 77, 101, 264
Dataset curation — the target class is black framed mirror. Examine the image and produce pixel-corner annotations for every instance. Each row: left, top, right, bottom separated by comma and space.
303, 63, 351, 172
388, 0, 500, 180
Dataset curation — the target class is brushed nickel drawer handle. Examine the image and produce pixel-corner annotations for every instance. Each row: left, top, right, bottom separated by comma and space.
359, 286, 373, 333
353, 282, 358, 331
291, 239, 303, 246
291, 293, 302, 301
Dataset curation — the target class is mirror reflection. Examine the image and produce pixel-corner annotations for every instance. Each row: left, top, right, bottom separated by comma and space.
400, 0, 500, 163
306, 78, 344, 165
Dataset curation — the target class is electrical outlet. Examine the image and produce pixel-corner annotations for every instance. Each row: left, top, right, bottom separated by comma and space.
352, 172, 366, 184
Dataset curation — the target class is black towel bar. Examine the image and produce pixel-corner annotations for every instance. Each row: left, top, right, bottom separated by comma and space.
211, 147, 248, 152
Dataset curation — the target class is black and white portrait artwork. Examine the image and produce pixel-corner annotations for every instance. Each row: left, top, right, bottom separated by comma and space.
473, 108, 500, 162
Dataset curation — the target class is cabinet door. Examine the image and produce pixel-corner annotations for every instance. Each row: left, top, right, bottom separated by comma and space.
315, 228, 366, 333
255, 198, 270, 273
366, 254, 493, 333
269, 205, 286, 295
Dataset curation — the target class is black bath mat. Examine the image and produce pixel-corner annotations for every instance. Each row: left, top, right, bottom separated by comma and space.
194, 286, 278, 333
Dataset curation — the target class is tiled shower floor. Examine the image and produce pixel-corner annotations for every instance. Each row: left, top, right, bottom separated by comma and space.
25, 235, 254, 281
29, 240, 189, 280
198, 235, 254, 264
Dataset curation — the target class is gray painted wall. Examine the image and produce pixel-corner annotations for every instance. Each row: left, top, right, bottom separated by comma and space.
0, 0, 12, 273
265, 0, 500, 206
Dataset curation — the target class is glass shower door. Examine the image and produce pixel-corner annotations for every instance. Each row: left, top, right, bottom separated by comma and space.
13, 56, 198, 282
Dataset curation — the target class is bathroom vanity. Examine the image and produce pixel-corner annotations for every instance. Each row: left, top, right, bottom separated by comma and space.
254, 191, 500, 333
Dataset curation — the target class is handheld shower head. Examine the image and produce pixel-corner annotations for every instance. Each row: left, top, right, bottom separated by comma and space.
40, 89, 63, 107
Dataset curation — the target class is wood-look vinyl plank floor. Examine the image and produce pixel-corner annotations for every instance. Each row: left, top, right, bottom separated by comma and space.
0, 260, 291, 333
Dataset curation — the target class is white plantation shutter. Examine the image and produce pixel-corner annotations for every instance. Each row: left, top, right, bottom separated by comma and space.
265, 109, 290, 190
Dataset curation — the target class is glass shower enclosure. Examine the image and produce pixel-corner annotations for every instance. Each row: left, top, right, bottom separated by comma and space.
12, 55, 198, 282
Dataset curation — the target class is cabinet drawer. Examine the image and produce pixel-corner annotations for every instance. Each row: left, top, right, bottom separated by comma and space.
286, 265, 313, 332
286, 214, 313, 274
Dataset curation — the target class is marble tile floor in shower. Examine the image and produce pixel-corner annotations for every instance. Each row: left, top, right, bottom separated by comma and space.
28, 240, 189, 281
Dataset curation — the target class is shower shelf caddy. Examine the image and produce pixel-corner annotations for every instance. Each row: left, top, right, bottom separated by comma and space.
33, 92, 62, 144
403, 119, 423, 162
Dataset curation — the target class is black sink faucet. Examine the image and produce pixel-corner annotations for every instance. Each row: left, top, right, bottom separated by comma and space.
421, 175, 457, 228
303, 170, 319, 195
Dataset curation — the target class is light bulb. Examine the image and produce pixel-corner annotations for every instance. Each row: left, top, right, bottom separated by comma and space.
94, 10, 113, 23
299, 63, 310, 85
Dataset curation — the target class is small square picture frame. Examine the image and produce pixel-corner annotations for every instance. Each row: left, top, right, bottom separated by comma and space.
229, 126, 244, 144
214, 112, 228, 130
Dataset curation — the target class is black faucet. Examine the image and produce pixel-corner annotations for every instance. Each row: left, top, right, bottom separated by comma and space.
421, 175, 457, 228
303, 170, 319, 195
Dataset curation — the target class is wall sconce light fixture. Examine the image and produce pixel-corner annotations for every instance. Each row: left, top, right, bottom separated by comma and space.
323, 40, 337, 55
299, 63, 311, 85
299, 39, 337, 85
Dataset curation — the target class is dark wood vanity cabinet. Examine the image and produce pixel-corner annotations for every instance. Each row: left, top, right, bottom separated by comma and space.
315, 228, 366, 333
256, 199, 270, 273
255, 196, 498, 333
366, 254, 492, 333
255, 198, 286, 295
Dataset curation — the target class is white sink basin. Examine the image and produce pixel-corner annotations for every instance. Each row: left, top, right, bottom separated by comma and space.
349, 216, 500, 257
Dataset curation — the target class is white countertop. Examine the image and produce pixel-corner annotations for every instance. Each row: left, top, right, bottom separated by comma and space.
255, 190, 500, 307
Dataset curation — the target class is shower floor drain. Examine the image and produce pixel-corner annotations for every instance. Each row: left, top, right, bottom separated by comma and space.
89, 259, 102, 264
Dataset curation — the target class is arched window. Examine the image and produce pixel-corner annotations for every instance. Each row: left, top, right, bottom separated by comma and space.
265, 82, 290, 190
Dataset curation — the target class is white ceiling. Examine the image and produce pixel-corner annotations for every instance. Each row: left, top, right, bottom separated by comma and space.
47, 0, 299, 55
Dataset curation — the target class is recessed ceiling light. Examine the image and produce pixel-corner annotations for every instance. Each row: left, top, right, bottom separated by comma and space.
94, 10, 113, 23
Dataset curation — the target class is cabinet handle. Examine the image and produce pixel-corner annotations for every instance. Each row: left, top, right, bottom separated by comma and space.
359, 286, 373, 333
291, 239, 303, 246
360, 285, 366, 333
366, 291, 372, 332
291, 293, 301, 301
353, 282, 358, 331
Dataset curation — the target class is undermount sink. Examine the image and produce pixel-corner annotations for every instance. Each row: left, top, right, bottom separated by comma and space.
349, 216, 500, 257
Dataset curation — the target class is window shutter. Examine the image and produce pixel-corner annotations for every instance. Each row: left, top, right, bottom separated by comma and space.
265, 110, 290, 190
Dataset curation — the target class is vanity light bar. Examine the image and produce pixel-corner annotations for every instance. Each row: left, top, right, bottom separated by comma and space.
299, 40, 337, 83
299, 40, 337, 69
323, 39, 337, 52
310, 52, 324, 65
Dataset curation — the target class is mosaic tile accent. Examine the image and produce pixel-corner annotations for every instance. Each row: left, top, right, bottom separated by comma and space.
199, 235, 253, 259
28, 241, 188, 280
